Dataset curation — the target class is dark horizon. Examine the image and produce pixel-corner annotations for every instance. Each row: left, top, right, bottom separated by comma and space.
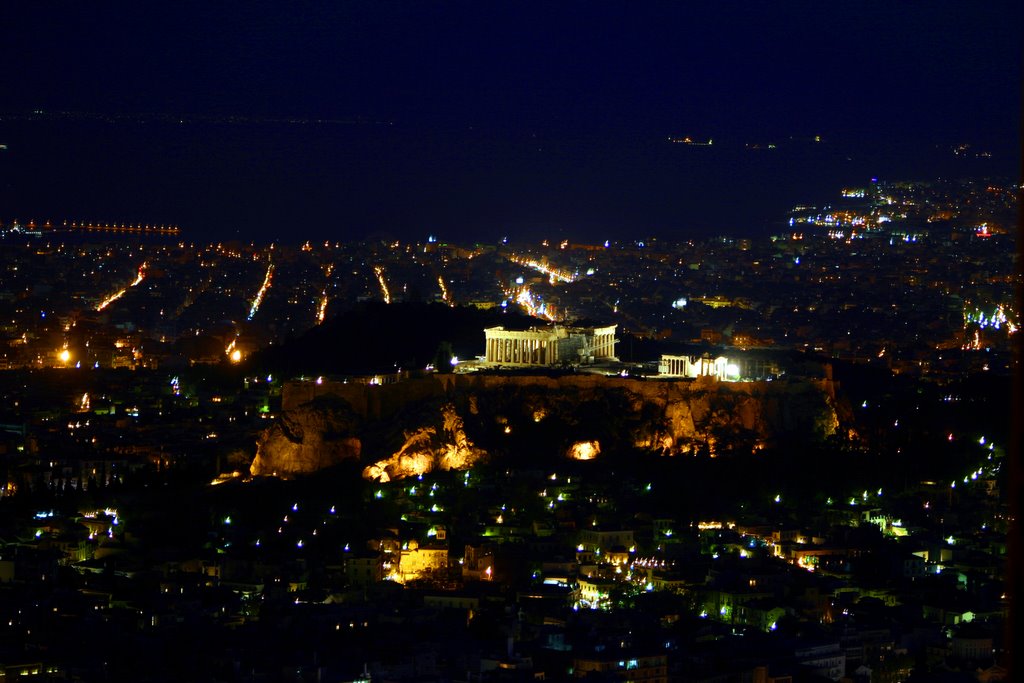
0, 1, 1019, 243
0, 118, 1013, 245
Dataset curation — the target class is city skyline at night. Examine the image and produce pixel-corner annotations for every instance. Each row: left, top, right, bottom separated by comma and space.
0, 3, 1020, 681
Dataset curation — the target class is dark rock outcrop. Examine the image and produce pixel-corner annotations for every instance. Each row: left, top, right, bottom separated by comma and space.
251, 373, 845, 480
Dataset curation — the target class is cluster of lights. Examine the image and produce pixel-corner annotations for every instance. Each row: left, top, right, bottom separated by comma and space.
948, 436, 1000, 491
790, 212, 869, 230
964, 303, 1017, 334
505, 285, 554, 321
888, 233, 921, 245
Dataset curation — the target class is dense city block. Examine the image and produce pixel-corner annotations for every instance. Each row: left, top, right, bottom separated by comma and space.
0, 176, 1018, 682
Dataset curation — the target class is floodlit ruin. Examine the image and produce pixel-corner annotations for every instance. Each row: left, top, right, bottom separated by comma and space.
568, 440, 601, 460
363, 403, 486, 482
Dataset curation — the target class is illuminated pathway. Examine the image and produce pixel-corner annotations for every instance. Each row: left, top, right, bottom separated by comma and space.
224, 336, 241, 363
506, 284, 555, 321
247, 261, 275, 320
507, 254, 575, 284
374, 266, 391, 304
501, 253, 576, 320
316, 264, 334, 324
437, 275, 452, 306
234, 255, 276, 360
96, 262, 147, 311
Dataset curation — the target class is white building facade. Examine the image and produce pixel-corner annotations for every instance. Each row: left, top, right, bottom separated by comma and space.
659, 353, 780, 381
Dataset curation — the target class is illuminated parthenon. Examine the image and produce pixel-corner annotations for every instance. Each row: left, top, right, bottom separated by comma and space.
483, 324, 617, 367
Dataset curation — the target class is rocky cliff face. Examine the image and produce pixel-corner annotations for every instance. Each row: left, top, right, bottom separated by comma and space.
251, 373, 845, 480
362, 403, 487, 482
250, 394, 363, 477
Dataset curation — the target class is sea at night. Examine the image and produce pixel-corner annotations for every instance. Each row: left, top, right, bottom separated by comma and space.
0, 114, 1013, 245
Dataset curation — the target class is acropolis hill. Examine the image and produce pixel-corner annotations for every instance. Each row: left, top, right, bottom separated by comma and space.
250, 372, 847, 481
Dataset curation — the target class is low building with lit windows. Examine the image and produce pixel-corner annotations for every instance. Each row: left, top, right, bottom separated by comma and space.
573, 652, 668, 683
396, 541, 447, 583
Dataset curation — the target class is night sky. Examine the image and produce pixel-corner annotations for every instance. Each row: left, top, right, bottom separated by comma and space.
1, 2, 1019, 243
